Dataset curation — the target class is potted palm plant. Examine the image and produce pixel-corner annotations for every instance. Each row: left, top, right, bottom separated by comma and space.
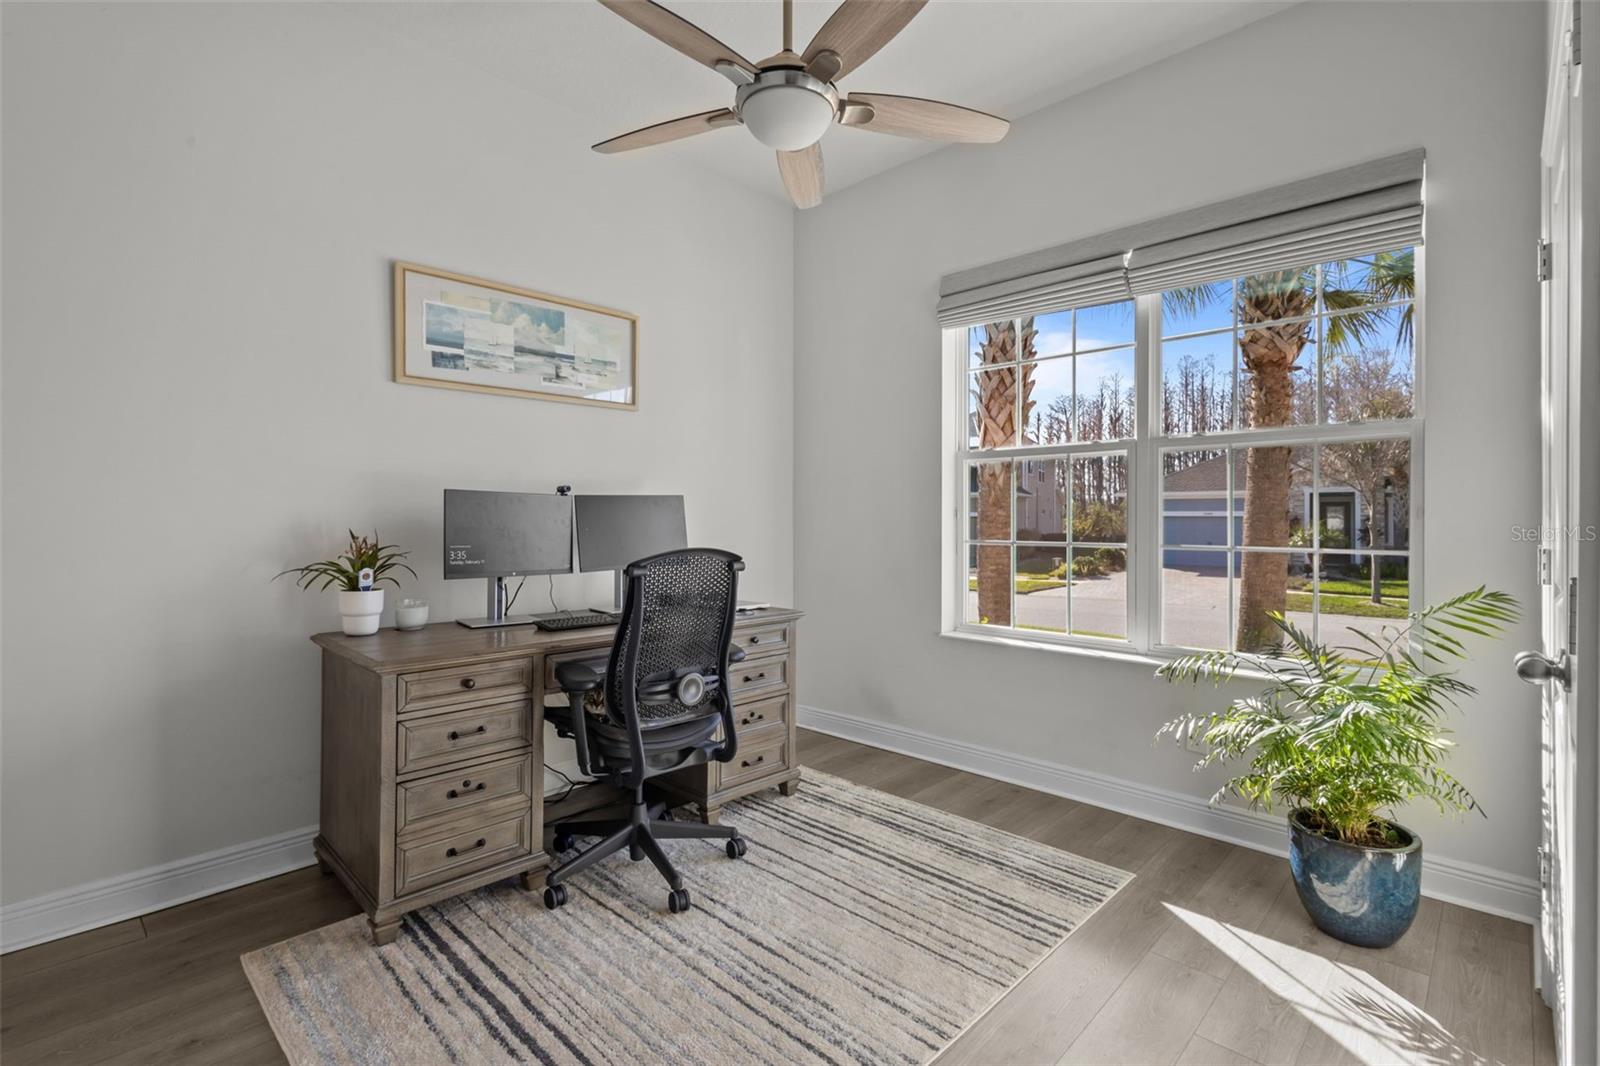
275, 531, 418, 636
1155, 587, 1517, 948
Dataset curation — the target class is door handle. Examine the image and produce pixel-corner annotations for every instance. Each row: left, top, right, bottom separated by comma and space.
1515, 650, 1571, 690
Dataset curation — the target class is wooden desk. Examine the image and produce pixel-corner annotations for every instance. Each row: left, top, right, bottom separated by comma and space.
310, 607, 803, 944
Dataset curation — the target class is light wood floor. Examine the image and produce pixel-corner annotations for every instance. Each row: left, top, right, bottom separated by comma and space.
1, 729, 1557, 1066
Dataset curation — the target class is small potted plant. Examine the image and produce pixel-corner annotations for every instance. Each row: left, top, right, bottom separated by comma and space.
1155, 587, 1517, 948
275, 531, 418, 636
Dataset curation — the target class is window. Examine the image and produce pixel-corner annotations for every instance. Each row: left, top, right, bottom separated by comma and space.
965, 303, 1135, 639
952, 247, 1418, 657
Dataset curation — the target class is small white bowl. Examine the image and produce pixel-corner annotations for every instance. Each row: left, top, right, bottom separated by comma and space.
395, 599, 430, 631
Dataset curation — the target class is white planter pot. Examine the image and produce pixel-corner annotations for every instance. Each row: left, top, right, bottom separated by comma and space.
338, 589, 385, 636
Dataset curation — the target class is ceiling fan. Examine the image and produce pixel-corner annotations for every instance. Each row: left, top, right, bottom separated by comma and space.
591, 0, 1011, 208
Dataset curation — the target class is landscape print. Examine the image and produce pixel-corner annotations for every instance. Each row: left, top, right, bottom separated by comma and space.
396, 263, 636, 408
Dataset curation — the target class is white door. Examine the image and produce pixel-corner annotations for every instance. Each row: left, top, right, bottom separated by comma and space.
1527, 5, 1597, 1062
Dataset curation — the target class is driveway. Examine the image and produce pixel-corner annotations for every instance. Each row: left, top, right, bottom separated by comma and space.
970, 566, 1410, 651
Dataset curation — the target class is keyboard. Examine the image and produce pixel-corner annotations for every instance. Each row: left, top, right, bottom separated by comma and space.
534, 611, 618, 632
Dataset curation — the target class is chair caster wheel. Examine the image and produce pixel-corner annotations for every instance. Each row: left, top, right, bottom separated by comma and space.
667, 888, 691, 913
726, 837, 747, 859
552, 831, 575, 853
543, 884, 568, 910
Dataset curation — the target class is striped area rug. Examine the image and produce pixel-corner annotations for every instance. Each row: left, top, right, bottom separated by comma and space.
243, 769, 1131, 1065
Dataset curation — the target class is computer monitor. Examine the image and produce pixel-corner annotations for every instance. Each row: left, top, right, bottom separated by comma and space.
574, 494, 687, 610
444, 489, 573, 628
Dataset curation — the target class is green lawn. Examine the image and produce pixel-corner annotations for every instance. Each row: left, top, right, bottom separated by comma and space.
970, 573, 1067, 595
1315, 576, 1410, 598
1284, 591, 1408, 619
1017, 624, 1124, 640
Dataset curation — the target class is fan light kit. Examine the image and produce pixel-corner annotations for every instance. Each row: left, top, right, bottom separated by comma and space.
592, 0, 1011, 208
737, 71, 839, 151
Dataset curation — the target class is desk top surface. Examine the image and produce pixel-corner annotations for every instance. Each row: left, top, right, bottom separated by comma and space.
312, 605, 802, 673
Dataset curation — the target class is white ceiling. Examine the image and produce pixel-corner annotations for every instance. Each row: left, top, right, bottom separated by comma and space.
357, 1, 1291, 205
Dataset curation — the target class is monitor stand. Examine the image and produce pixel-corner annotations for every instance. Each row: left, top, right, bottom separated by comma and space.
588, 569, 626, 619
457, 576, 538, 629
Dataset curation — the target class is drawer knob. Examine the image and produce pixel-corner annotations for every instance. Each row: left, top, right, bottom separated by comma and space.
447, 781, 486, 799
742, 755, 765, 769
461, 678, 477, 690
750, 635, 760, 645
448, 725, 488, 741
446, 838, 487, 858
743, 672, 767, 683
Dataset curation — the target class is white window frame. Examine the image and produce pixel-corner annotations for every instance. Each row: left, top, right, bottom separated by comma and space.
942, 248, 1425, 663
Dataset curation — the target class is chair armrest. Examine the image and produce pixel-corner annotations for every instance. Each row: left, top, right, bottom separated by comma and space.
552, 662, 602, 777
555, 660, 603, 694
728, 646, 747, 664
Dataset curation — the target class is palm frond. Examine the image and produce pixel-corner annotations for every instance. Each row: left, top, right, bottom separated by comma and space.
1320, 249, 1415, 354
1154, 587, 1516, 845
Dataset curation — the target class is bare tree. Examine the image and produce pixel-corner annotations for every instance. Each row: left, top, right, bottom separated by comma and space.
1320, 346, 1413, 603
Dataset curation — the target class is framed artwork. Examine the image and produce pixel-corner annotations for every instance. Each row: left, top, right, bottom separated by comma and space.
393, 262, 637, 409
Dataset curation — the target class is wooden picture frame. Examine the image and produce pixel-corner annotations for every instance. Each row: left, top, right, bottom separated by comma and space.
392, 262, 638, 410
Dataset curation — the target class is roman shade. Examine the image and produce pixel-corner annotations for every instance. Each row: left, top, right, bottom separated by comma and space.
937, 149, 1424, 328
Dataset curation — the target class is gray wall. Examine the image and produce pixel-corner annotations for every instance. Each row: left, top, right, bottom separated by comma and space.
793, 2, 1546, 882
0, 3, 794, 905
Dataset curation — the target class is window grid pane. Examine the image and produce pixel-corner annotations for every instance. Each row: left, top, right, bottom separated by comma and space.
965, 449, 1131, 643
1158, 439, 1411, 651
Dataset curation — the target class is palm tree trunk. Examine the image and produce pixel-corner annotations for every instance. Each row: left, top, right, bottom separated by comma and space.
1235, 278, 1311, 651
1237, 445, 1292, 650
972, 319, 1036, 626
977, 469, 1011, 625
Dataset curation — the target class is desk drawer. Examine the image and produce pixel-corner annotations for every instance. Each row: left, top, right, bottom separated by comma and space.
397, 752, 534, 836
730, 656, 787, 697
399, 659, 532, 715
397, 700, 532, 775
733, 692, 788, 742
732, 621, 789, 659
718, 734, 789, 790
395, 808, 532, 897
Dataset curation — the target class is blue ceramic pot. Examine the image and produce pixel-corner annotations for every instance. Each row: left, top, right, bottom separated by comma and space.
1287, 808, 1421, 948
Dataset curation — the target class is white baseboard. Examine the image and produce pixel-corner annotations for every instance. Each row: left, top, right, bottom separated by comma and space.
0, 824, 319, 954
5, 769, 581, 954
799, 704, 1540, 923
1, 705, 1537, 954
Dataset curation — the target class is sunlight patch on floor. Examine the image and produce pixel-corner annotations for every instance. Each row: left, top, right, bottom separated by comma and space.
1166, 904, 1489, 1066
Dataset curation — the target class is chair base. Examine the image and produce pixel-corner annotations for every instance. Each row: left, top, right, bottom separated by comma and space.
544, 790, 743, 913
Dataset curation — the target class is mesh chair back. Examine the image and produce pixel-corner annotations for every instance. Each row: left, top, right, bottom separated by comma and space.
606, 548, 743, 729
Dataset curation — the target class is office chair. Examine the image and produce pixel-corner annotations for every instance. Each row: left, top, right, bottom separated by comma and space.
542, 547, 748, 914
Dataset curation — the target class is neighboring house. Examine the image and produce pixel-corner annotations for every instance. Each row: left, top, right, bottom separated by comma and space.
975, 450, 1409, 571
1016, 460, 1064, 538
966, 459, 1067, 540
1162, 452, 1386, 571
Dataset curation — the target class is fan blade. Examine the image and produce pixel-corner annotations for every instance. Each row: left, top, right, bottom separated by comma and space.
802, 0, 927, 82
844, 93, 1009, 143
777, 144, 824, 209
592, 108, 740, 154
596, 0, 756, 76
